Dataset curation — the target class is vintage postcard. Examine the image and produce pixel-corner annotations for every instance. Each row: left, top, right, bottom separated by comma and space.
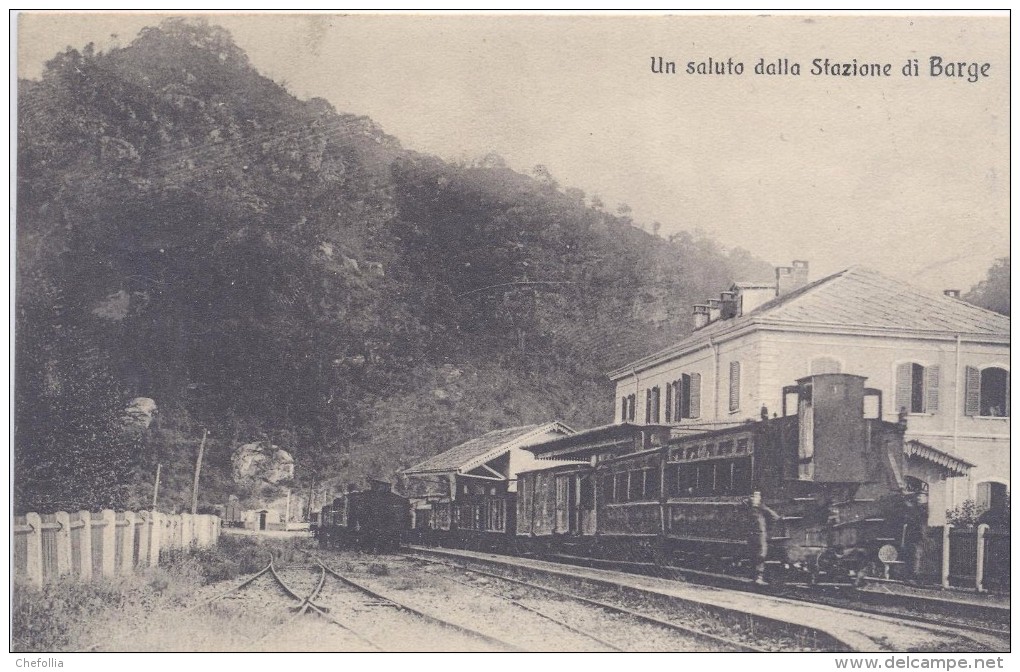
11, 11, 1009, 660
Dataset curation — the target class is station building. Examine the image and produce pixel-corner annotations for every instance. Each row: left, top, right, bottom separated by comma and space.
609, 262, 1010, 525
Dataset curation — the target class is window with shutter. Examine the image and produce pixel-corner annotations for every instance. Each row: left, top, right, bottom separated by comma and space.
964, 366, 981, 416
620, 397, 627, 423
729, 361, 741, 412
979, 367, 1009, 417
645, 389, 652, 423
924, 365, 940, 413
895, 362, 913, 414
896, 362, 940, 414
690, 373, 701, 418
665, 383, 673, 423
680, 373, 692, 418
651, 386, 661, 423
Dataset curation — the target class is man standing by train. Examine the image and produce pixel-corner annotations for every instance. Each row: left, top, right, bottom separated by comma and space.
748, 491, 781, 585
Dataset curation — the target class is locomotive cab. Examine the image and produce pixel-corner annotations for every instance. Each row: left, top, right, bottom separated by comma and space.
774, 373, 914, 581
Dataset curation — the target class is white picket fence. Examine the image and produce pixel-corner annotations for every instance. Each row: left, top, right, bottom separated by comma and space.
13, 510, 221, 587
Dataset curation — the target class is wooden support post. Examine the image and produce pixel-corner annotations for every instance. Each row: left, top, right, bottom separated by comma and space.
24, 512, 44, 587
100, 509, 117, 577
975, 523, 989, 593
148, 512, 162, 566
136, 512, 150, 566
77, 510, 93, 581
120, 511, 135, 573
54, 511, 72, 577
941, 523, 952, 589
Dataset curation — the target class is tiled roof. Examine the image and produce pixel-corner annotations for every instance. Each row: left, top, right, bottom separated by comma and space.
404, 425, 542, 474
754, 266, 1010, 334
611, 266, 1009, 378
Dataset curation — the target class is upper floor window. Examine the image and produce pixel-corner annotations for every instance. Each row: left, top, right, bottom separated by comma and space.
895, 362, 939, 414
620, 394, 636, 422
810, 356, 842, 375
645, 386, 661, 423
965, 366, 1010, 417
728, 361, 741, 412
665, 373, 701, 422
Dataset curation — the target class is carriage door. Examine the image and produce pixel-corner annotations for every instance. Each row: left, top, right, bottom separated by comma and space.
569, 476, 582, 534
555, 475, 571, 534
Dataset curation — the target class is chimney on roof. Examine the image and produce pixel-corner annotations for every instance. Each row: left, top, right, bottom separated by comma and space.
720, 290, 738, 319
776, 260, 810, 296
943, 289, 961, 299
707, 299, 721, 323
734, 283, 778, 315
692, 304, 709, 330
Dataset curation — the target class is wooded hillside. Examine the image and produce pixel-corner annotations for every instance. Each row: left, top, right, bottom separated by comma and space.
15, 19, 775, 512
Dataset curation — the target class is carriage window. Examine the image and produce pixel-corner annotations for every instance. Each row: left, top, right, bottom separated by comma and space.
601, 475, 614, 503
645, 468, 661, 499
615, 473, 628, 502
686, 445, 699, 460
580, 476, 594, 508
736, 438, 749, 455
733, 458, 752, 493
663, 464, 677, 496
718, 440, 734, 456
629, 470, 644, 500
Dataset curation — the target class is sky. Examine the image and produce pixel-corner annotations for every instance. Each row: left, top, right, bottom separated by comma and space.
16, 12, 1010, 293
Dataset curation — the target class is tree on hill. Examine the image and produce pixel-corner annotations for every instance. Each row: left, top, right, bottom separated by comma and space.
964, 257, 1009, 316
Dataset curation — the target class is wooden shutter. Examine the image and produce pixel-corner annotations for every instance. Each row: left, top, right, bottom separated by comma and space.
964, 366, 981, 416
652, 386, 661, 423
665, 383, 673, 423
729, 362, 741, 412
895, 362, 913, 414
1005, 371, 1010, 417
620, 397, 627, 423
645, 389, 652, 423
924, 365, 940, 413
690, 373, 701, 418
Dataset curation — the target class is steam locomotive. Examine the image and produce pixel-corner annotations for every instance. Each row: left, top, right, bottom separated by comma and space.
314, 479, 409, 552
318, 374, 926, 584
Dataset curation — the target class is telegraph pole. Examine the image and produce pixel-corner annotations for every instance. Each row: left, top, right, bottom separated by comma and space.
191, 428, 208, 515
152, 463, 162, 509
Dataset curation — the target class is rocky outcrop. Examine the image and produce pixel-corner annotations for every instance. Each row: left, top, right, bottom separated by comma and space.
232, 441, 295, 485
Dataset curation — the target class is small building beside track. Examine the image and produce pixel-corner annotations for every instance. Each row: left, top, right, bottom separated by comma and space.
402, 422, 575, 545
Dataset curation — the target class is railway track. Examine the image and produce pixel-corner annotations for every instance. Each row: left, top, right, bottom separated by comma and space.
518, 547, 1009, 647
774, 585, 1010, 651
98, 550, 525, 651
404, 545, 1003, 652
304, 553, 526, 651
400, 551, 768, 652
